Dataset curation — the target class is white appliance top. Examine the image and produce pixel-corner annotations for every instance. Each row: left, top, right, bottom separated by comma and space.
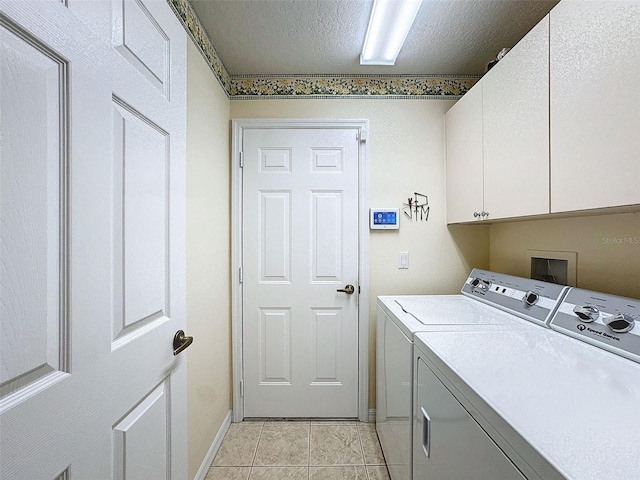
377, 268, 569, 340
377, 295, 519, 340
414, 323, 640, 480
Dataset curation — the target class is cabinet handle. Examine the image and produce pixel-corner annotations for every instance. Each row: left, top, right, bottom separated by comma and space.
473, 212, 481, 218
421, 407, 431, 458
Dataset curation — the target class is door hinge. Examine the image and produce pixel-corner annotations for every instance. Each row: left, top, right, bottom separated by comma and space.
239, 151, 244, 168
240, 380, 244, 397
239, 266, 243, 283
358, 285, 361, 294
358, 128, 368, 142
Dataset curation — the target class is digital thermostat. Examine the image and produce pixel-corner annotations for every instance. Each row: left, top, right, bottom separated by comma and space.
370, 208, 400, 230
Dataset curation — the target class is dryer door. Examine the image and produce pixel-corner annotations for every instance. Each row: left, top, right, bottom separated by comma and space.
413, 356, 525, 480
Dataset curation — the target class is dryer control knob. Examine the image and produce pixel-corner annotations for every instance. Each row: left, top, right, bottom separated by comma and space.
604, 314, 635, 333
573, 305, 599, 323
523, 291, 539, 307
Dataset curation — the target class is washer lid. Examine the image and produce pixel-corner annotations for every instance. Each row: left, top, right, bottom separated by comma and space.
394, 295, 516, 326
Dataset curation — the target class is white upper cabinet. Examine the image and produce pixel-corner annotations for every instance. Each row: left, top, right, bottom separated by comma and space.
446, 81, 484, 224
483, 15, 550, 221
550, 1, 640, 213
445, 15, 550, 224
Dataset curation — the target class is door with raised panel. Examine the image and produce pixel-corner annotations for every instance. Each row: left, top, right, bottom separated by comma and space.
242, 126, 359, 417
0, 1, 187, 478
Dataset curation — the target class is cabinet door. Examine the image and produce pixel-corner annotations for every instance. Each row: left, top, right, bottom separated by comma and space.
445, 81, 484, 224
413, 357, 525, 480
550, 1, 640, 212
483, 15, 550, 220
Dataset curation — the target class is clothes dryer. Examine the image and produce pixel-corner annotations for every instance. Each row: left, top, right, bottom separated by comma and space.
412, 287, 640, 479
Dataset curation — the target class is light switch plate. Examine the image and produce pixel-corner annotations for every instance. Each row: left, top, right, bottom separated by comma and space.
399, 252, 409, 269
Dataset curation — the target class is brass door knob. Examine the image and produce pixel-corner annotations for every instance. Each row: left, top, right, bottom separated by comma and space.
173, 330, 193, 356
336, 284, 355, 294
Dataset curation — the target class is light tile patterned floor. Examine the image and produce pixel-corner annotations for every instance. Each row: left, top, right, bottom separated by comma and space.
206, 421, 390, 480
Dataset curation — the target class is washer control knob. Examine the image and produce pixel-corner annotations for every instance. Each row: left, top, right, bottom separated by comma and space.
604, 314, 635, 333
573, 305, 600, 323
523, 291, 539, 306
470, 277, 490, 292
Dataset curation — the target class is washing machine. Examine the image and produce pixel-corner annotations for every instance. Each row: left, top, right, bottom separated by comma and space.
376, 269, 568, 480
412, 287, 640, 479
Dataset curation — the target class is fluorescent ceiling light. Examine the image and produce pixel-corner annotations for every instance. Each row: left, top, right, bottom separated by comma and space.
360, 0, 423, 65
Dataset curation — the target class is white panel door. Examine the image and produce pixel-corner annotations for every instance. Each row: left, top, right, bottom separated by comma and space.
242, 127, 359, 417
0, 1, 187, 479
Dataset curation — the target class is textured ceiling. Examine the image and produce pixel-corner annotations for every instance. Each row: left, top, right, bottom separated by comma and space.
189, 0, 560, 76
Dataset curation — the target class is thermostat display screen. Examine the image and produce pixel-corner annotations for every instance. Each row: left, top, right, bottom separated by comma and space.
370, 208, 400, 230
373, 212, 396, 225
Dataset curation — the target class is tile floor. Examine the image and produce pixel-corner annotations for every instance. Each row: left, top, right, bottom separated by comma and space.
205, 420, 390, 480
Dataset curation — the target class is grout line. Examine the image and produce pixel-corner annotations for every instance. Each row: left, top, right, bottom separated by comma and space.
250, 422, 265, 468
308, 422, 312, 468
356, 424, 370, 480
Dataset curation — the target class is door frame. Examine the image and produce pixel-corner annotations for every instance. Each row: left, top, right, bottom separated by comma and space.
231, 118, 370, 422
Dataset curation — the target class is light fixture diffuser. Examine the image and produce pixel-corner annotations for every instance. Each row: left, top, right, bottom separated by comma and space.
360, 0, 423, 65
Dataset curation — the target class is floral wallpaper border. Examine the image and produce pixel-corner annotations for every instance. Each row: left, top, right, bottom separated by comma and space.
168, 0, 479, 99
168, 0, 232, 93
229, 75, 478, 98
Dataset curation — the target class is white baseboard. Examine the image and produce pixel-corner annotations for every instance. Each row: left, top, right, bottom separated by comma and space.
193, 410, 232, 480
368, 408, 376, 423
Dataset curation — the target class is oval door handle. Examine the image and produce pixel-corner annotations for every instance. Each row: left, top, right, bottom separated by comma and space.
337, 284, 355, 294
173, 330, 193, 356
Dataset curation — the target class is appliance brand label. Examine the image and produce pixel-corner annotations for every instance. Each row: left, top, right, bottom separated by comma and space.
576, 324, 620, 342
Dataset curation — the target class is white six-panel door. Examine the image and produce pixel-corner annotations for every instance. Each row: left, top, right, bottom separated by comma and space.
241, 127, 360, 418
0, 1, 187, 478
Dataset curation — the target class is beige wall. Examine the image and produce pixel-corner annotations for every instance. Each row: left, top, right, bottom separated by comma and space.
186, 42, 231, 478
231, 99, 490, 407
490, 212, 640, 299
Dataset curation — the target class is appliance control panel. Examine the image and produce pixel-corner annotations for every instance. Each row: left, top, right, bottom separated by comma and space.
550, 288, 640, 364
461, 269, 568, 326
